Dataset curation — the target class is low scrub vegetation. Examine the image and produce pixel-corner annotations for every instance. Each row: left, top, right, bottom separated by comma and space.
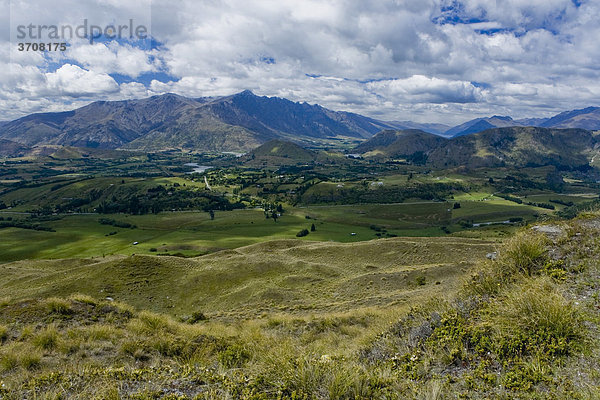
1, 215, 600, 398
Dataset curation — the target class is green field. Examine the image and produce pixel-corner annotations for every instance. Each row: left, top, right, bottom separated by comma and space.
0, 195, 553, 262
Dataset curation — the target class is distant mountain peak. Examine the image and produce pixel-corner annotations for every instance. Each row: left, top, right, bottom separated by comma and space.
236, 89, 256, 97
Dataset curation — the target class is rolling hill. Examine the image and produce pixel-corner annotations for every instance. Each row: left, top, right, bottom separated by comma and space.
354, 127, 599, 169
0, 235, 494, 316
353, 129, 446, 158
240, 139, 317, 166
1, 216, 599, 398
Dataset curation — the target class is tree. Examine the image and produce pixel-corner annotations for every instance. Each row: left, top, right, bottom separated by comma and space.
296, 229, 309, 237
453, 202, 461, 209
311, 223, 316, 232
209, 210, 215, 220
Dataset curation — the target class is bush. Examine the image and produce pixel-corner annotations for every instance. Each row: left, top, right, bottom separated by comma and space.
218, 343, 250, 368
188, 311, 207, 324
296, 229, 310, 237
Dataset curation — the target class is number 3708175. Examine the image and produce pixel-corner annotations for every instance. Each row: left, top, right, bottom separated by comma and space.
17, 43, 67, 51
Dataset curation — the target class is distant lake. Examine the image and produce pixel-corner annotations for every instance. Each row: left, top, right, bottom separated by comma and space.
184, 163, 213, 174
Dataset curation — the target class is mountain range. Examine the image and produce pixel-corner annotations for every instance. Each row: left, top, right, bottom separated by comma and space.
1, 91, 600, 156
354, 127, 600, 170
0, 91, 406, 153
444, 107, 600, 137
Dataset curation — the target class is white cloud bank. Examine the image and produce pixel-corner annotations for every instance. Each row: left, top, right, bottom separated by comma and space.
0, 0, 599, 124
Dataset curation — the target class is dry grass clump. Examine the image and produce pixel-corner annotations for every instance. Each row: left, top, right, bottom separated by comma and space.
32, 325, 60, 351
0, 343, 42, 372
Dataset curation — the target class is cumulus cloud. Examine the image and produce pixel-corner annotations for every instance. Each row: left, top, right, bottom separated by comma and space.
0, 0, 599, 124
66, 42, 159, 78
44, 64, 119, 96
368, 76, 486, 104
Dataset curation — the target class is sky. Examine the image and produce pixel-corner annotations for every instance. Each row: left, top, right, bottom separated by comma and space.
1, 0, 599, 125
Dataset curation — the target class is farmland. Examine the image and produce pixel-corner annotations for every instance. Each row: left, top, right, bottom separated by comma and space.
1, 148, 600, 398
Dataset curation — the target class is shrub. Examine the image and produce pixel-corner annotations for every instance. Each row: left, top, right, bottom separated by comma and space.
296, 229, 310, 237
503, 357, 552, 391
218, 343, 250, 368
188, 311, 207, 324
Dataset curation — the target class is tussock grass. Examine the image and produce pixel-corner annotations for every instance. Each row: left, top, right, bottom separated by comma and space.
502, 231, 549, 276
0, 343, 42, 371
0, 297, 10, 308
0, 217, 599, 398
69, 293, 98, 305
129, 311, 180, 336
44, 297, 72, 315
32, 325, 60, 350
467, 230, 549, 296
490, 279, 584, 358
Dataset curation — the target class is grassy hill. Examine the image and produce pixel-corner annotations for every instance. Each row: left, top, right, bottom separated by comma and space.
0, 236, 495, 317
353, 129, 446, 158
241, 140, 317, 166
428, 126, 597, 169
1, 214, 599, 398
355, 127, 598, 170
